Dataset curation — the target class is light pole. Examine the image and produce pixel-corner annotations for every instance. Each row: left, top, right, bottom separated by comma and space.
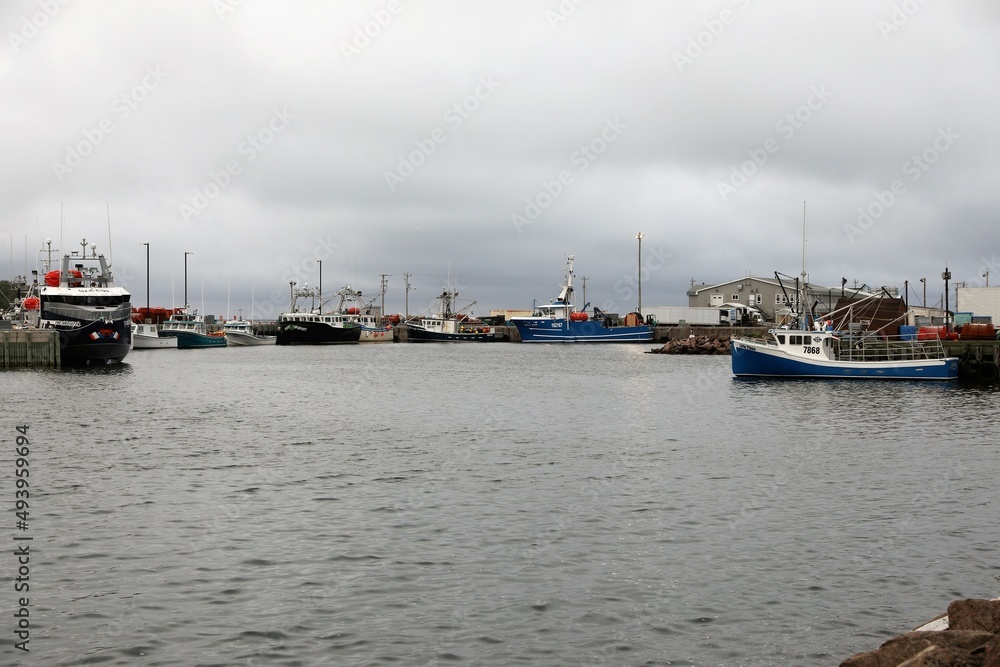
920, 278, 926, 308
984, 271, 990, 287
942, 267, 951, 331
635, 232, 644, 316
142, 242, 149, 314
184, 251, 193, 310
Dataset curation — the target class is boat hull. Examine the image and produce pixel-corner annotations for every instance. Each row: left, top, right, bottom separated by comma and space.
54, 319, 132, 364
731, 340, 959, 380
276, 321, 361, 345
512, 319, 653, 343
225, 332, 276, 346
405, 325, 496, 342
132, 334, 178, 349
360, 326, 394, 343
131, 324, 178, 349
158, 330, 228, 349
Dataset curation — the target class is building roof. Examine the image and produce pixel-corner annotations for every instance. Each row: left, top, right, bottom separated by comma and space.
688, 275, 876, 297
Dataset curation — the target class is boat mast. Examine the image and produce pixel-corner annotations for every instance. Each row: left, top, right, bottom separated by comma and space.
800, 201, 807, 329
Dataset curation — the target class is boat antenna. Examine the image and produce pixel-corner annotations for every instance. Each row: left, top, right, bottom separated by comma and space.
800, 201, 808, 329
106, 203, 113, 267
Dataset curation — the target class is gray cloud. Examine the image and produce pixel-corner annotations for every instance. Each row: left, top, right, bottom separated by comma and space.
3, 0, 998, 318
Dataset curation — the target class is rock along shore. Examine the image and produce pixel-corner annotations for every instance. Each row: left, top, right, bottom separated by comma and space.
647, 334, 731, 355
839, 598, 1000, 666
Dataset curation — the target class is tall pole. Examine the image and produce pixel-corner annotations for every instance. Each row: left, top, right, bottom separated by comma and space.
985, 271, 990, 287
635, 232, 644, 315
920, 277, 926, 308
380, 273, 389, 315
318, 260, 322, 310
142, 242, 150, 313
184, 251, 193, 309
942, 266, 951, 331
404, 272, 412, 319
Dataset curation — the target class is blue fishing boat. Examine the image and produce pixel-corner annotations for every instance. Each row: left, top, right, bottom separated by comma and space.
510, 255, 653, 343
731, 283, 957, 380
159, 310, 227, 348
731, 328, 958, 380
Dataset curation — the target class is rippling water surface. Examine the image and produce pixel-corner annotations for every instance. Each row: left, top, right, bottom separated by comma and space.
2, 344, 998, 666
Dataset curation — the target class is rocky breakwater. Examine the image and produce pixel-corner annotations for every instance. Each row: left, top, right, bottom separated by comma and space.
648, 334, 731, 355
840, 598, 1000, 667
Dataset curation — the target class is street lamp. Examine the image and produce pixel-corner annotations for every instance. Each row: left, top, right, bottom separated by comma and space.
635, 232, 644, 316
920, 277, 926, 308
984, 271, 989, 287
184, 251, 193, 310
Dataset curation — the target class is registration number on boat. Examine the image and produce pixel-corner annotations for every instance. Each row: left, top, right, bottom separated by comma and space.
802, 346, 821, 354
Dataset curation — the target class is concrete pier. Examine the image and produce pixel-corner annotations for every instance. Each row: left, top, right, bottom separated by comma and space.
943, 340, 1000, 383
0, 329, 61, 368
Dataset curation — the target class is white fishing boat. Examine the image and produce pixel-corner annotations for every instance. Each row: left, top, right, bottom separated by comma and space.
223, 317, 276, 346
131, 322, 177, 349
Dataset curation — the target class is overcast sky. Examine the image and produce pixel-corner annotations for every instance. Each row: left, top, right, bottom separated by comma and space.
3, 1, 999, 319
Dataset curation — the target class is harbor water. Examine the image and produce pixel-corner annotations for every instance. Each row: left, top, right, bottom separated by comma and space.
2, 344, 998, 666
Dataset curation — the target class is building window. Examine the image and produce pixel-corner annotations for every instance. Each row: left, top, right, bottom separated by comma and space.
756, 293, 762, 305
731, 293, 740, 301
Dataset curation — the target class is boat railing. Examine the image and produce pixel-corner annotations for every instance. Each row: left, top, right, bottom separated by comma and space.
835, 333, 947, 362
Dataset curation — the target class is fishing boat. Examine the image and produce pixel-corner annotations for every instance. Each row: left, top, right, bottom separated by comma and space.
131, 322, 177, 349
223, 316, 276, 346
730, 205, 957, 380
731, 323, 959, 380
405, 287, 497, 342
509, 255, 653, 343
159, 310, 227, 348
275, 283, 360, 345
332, 285, 393, 342
34, 238, 132, 364
731, 274, 960, 380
